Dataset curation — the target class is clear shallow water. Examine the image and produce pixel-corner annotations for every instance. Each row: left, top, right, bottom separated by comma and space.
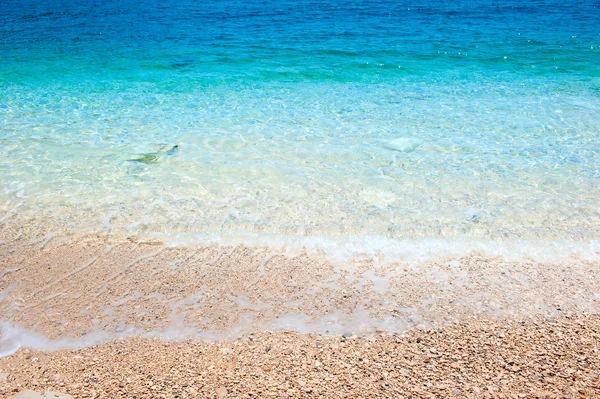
1, 0, 600, 259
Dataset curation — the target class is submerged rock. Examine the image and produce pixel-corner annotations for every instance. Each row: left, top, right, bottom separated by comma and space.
385, 138, 423, 152
129, 144, 179, 164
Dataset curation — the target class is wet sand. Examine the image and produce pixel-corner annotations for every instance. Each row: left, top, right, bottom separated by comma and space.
1, 234, 600, 397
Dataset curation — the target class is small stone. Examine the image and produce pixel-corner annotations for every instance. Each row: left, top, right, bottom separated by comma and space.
219, 348, 233, 355
216, 387, 227, 398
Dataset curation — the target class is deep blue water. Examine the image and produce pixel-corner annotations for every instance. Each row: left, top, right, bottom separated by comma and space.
2, 0, 599, 84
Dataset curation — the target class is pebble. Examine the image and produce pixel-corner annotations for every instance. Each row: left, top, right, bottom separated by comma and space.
216, 386, 227, 398
1, 316, 599, 398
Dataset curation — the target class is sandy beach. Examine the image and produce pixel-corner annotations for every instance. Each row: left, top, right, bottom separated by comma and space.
1, 234, 600, 397
1, 234, 600, 341
1, 315, 599, 398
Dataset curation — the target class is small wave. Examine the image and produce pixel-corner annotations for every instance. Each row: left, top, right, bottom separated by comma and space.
153, 231, 600, 265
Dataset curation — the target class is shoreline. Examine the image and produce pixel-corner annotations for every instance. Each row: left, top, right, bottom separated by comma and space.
1, 315, 599, 398
1, 235, 600, 397
1, 235, 599, 346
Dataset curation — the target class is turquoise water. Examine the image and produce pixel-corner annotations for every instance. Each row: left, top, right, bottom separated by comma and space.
1, 0, 600, 261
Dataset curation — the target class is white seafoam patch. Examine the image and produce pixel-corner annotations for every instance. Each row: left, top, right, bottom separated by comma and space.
155, 231, 600, 266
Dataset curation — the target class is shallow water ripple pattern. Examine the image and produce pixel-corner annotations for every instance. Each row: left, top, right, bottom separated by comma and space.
1, 0, 599, 257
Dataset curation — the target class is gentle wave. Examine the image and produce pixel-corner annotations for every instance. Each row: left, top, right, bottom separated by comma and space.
156, 231, 600, 265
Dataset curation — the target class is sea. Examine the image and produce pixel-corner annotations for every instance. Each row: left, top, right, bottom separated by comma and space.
1, 0, 599, 263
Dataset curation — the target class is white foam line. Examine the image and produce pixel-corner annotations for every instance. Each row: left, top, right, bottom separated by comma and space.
154, 231, 600, 266
0, 305, 417, 358
0, 321, 116, 358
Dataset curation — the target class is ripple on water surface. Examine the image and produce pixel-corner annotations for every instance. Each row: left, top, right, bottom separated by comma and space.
0, 0, 599, 252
